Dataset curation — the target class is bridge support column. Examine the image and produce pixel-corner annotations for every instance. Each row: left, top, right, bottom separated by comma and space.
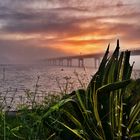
78, 58, 84, 67
50, 60, 53, 65
67, 59, 72, 67
56, 60, 59, 66
59, 59, 63, 66
51, 60, 54, 66
55, 60, 57, 66
49, 60, 51, 65
54, 60, 57, 65
47, 60, 49, 65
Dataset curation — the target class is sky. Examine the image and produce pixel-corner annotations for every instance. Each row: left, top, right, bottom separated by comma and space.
0, 0, 140, 63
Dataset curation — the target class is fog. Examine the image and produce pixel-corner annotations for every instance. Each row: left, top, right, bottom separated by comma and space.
0, 45, 68, 64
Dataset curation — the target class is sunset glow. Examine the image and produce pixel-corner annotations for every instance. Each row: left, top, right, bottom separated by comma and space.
0, 0, 140, 63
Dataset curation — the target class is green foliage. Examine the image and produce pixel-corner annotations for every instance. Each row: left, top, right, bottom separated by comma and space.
0, 40, 140, 140
0, 92, 62, 140
43, 40, 140, 140
0, 106, 50, 140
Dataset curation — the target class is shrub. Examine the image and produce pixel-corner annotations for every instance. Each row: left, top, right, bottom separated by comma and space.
43, 40, 140, 140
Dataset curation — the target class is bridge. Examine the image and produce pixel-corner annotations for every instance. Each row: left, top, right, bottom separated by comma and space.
45, 45, 140, 68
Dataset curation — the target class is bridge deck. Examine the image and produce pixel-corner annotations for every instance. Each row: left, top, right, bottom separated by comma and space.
45, 49, 140, 68
47, 49, 140, 60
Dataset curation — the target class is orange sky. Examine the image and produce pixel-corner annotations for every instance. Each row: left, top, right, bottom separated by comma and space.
0, 0, 140, 63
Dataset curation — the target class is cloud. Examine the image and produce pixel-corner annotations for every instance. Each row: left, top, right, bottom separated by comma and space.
0, 0, 140, 63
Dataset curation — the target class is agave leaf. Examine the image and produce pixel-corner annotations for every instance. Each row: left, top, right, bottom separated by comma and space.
122, 50, 131, 80
47, 133, 56, 140
102, 40, 120, 84
42, 98, 75, 119
97, 80, 131, 139
117, 96, 123, 139
87, 44, 109, 91
74, 89, 104, 139
76, 90, 87, 114
93, 90, 106, 140
113, 39, 120, 58
97, 80, 131, 94
130, 133, 140, 138
127, 79, 140, 108
133, 123, 140, 132
117, 52, 124, 81
98, 44, 110, 73
109, 91, 115, 138
52, 118, 87, 140
61, 109, 83, 129
107, 59, 118, 82
127, 102, 140, 130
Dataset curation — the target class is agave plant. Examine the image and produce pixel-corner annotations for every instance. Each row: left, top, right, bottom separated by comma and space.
43, 40, 140, 140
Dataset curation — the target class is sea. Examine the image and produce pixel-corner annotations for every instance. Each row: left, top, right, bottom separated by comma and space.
0, 64, 139, 110
0, 64, 96, 110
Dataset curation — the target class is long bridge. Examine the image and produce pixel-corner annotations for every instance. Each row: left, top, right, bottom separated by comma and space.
45, 48, 140, 68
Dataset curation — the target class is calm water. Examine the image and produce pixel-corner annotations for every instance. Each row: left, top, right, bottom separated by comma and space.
0, 64, 95, 92
0, 64, 139, 110
0, 64, 96, 110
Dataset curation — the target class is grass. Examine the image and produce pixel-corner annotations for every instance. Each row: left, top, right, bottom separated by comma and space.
0, 40, 140, 140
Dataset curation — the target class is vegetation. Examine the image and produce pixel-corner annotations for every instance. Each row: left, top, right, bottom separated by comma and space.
0, 40, 140, 139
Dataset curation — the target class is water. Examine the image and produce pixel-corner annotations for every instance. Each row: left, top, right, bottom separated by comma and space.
0, 64, 95, 91
0, 64, 96, 110
0, 64, 139, 110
